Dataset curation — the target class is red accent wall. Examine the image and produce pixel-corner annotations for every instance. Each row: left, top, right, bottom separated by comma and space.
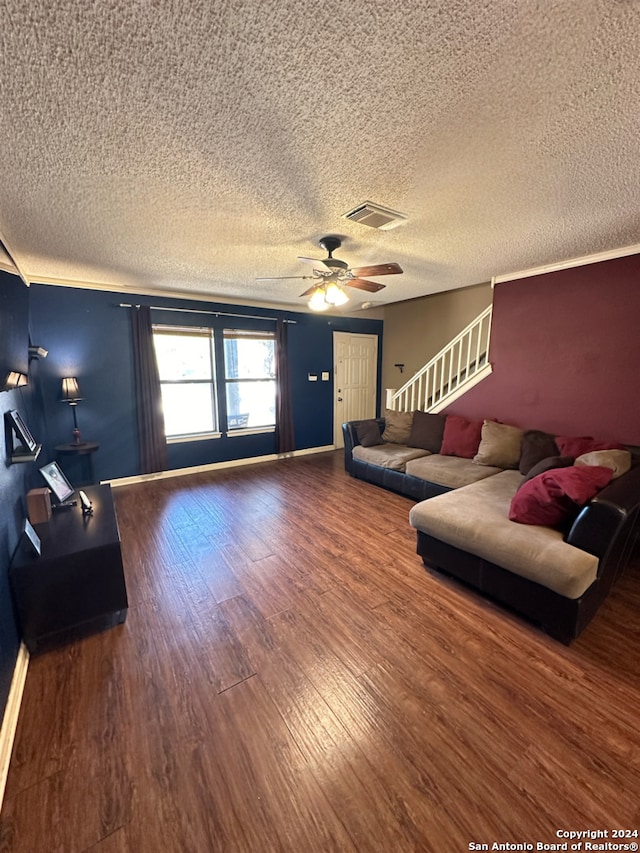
446, 253, 640, 445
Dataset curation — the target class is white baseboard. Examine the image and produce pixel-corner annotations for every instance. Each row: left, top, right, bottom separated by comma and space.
0, 642, 29, 811
106, 444, 337, 488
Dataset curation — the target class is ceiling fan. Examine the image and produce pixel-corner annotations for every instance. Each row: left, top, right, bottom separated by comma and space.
257, 236, 403, 310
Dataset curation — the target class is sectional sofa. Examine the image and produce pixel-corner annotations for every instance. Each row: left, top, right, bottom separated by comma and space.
342, 410, 640, 642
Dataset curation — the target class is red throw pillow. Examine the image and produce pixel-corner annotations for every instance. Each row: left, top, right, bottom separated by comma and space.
509, 465, 613, 526
440, 414, 483, 459
556, 435, 625, 459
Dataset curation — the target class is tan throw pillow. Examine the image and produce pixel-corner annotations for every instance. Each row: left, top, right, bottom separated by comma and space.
574, 449, 631, 480
473, 420, 523, 469
382, 409, 414, 444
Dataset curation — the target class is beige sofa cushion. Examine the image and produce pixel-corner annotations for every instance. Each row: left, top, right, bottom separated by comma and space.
405, 454, 503, 489
409, 470, 599, 599
352, 443, 430, 472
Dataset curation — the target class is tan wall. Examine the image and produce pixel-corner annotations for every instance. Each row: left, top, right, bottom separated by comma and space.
382, 282, 493, 397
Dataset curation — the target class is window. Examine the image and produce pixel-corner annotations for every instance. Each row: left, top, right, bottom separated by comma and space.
153, 326, 217, 438
152, 324, 276, 439
224, 330, 276, 430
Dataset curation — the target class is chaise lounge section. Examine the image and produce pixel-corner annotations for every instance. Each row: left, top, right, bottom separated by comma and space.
409, 465, 640, 642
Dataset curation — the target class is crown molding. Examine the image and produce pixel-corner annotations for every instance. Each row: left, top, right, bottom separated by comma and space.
0, 259, 20, 275
28, 274, 384, 318
27, 274, 298, 310
492, 242, 640, 286
0, 229, 28, 282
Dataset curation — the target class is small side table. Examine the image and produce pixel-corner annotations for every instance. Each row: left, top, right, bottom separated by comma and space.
54, 442, 100, 485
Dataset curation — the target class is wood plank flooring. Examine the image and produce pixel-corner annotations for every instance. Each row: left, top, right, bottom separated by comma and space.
1, 450, 640, 852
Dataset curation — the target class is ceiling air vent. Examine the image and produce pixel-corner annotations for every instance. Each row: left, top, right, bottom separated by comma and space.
342, 201, 408, 230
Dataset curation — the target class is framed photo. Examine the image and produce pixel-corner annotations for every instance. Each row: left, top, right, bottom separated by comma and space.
7, 409, 37, 452
39, 461, 75, 504
21, 518, 41, 557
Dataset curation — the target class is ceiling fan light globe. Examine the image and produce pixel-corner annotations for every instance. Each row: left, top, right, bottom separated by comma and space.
309, 287, 329, 311
324, 282, 349, 306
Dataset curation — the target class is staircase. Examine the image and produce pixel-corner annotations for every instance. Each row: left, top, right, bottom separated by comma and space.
386, 304, 493, 413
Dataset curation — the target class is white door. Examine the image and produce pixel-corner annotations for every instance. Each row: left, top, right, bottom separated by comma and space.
333, 332, 379, 447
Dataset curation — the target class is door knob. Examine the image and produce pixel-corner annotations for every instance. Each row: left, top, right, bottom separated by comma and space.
337, 396, 343, 402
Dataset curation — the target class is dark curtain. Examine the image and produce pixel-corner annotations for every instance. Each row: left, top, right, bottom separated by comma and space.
275, 319, 295, 453
130, 305, 168, 474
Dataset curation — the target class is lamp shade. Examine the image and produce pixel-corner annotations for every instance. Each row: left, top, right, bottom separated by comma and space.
61, 377, 82, 402
4, 371, 28, 390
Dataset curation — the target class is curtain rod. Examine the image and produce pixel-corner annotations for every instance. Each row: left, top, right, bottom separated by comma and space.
118, 303, 296, 323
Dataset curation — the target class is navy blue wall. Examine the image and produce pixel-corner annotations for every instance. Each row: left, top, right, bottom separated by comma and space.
28, 284, 383, 482
0, 273, 42, 721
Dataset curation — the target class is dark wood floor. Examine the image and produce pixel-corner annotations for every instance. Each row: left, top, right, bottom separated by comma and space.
1, 450, 640, 852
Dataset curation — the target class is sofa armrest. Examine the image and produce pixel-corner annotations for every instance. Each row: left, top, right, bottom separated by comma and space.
565, 462, 640, 559
342, 418, 385, 473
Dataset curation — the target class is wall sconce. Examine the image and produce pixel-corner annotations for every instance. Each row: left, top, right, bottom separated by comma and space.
4, 371, 28, 390
60, 377, 84, 445
29, 345, 48, 360
394, 363, 405, 374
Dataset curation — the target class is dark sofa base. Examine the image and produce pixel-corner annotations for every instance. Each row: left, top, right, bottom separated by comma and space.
344, 418, 453, 501
415, 529, 633, 644
349, 457, 451, 501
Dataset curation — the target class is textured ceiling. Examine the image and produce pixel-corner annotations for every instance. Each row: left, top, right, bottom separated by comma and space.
1, 0, 639, 312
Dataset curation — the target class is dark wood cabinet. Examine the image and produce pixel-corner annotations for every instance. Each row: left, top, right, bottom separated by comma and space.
10, 484, 128, 653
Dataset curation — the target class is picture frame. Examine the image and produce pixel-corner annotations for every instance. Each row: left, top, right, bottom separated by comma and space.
21, 518, 41, 557
39, 461, 75, 504
7, 409, 37, 452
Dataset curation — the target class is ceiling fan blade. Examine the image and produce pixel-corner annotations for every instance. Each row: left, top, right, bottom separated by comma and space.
347, 278, 386, 293
298, 256, 333, 271
299, 285, 320, 297
255, 275, 315, 281
349, 263, 403, 277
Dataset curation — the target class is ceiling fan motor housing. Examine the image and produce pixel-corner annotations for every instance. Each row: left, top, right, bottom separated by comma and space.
319, 236, 348, 270
319, 236, 341, 255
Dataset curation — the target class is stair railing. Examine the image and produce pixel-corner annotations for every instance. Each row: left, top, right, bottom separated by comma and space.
386, 304, 493, 413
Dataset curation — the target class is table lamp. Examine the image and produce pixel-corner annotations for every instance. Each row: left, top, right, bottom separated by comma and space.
61, 377, 84, 445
